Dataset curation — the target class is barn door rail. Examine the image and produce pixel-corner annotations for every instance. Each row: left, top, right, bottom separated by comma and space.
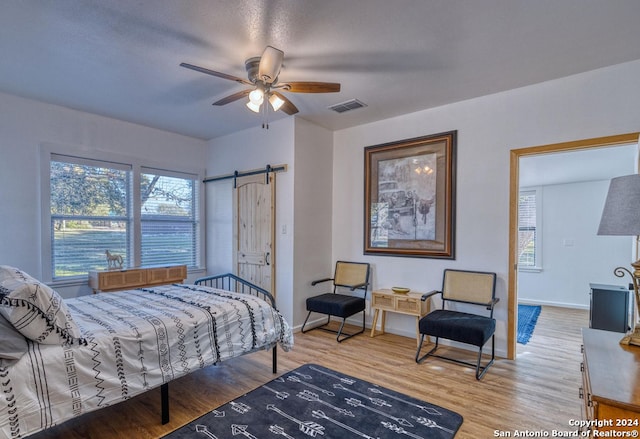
203, 164, 287, 187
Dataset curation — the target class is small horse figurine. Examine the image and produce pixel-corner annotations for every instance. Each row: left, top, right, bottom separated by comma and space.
105, 250, 123, 269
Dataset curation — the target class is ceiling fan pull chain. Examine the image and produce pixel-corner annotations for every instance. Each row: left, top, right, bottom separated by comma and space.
263, 96, 269, 129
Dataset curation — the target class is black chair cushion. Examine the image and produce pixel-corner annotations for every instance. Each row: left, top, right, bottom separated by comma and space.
419, 309, 496, 347
306, 293, 365, 318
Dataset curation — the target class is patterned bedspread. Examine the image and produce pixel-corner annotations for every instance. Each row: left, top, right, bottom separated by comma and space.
0, 284, 293, 438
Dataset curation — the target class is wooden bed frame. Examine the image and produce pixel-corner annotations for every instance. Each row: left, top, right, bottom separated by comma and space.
159, 273, 279, 424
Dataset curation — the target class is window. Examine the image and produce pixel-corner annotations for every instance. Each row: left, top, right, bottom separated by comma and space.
141, 169, 199, 268
518, 188, 542, 270
50, 155, 132, 279
47, 153, 201, 281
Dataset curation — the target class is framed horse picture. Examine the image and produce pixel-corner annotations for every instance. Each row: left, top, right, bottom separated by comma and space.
364, 131, 456, 259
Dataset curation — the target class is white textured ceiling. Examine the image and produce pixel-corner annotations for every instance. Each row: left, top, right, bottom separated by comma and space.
1, 0, 640, 140
520, 144, 638, 188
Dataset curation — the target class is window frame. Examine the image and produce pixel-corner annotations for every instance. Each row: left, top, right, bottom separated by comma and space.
140, 166, 201, 268
40, 144, 205, 285
518, 186, 543, 272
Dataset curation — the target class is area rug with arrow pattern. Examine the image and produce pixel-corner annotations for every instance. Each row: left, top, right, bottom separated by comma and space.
161, 363, 463, 439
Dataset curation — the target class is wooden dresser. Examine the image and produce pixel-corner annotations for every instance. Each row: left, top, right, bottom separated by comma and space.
580, 328, 640, 433
89, 265, 187, 292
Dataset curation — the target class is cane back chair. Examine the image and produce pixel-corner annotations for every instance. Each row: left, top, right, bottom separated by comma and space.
416, 269, 498, 379
301, 261, 371, 342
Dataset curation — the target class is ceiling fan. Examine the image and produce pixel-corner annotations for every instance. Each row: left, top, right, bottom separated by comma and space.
180, 46, 340, 126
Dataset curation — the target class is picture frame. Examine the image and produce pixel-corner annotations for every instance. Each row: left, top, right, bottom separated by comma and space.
364, 131, 456, 258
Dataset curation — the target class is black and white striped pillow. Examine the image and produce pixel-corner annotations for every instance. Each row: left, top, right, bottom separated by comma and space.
0, 266, 82, 345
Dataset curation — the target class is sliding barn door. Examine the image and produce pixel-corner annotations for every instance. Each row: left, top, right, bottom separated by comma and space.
233, 173, 275, 295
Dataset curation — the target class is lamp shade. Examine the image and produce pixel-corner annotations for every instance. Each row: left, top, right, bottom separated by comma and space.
598, 174, 640, 236
269, 93, 284, 112
249, 89, 264, 105
246, 101, 261, 113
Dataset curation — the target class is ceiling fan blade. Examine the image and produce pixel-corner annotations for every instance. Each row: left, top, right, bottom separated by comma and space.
271, 91, 299, 115
281, 82, 341, 93
258, 46, 284, 84
180, 62, 252, 85
212, 89, 251, 106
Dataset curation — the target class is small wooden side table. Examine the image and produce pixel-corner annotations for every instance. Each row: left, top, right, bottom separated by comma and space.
370, 289, 429, 347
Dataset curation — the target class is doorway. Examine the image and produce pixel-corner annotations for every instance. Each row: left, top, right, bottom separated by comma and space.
507, 133, 640, 359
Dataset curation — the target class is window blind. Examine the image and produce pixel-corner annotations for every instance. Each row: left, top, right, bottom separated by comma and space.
48, 156, 201, 280
518, 191, 537, 267
140, 168, 199, 268
50, 156, 132, 279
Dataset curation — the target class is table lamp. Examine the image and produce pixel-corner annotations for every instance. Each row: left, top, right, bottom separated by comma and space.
597, 173, 640, 346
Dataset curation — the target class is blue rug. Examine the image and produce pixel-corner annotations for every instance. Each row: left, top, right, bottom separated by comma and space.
162, 364, 463, 438
517, 304, 541, 344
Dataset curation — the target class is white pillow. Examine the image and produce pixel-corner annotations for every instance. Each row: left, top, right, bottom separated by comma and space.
0, 266, 82, 344
0, 314, 28, 360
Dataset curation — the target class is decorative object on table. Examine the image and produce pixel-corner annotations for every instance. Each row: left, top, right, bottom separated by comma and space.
105, 250, 123, 269
391, 286, 410, 294
517, 304, 541, 345
597, 173, 640, 346
364, 131, 456, 259
160, 363, 463, 439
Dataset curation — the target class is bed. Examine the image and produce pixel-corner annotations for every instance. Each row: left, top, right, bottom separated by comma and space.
0, 266, 293, 439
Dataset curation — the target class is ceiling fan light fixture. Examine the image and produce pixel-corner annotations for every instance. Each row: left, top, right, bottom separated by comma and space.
246, 101, 261, 113
249, 88, 264, 105
269, 93, 285, 112
180, 45, 337, 123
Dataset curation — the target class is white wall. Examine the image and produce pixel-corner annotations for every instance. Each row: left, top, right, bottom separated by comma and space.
206, 118, 296, 322
292, 118, 333, 329
205, 117, 335, 327
332, 59, 640, 356
0, 91, 207, 297
518, 180, 633, 308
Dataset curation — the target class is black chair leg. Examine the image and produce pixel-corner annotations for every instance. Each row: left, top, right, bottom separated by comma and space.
301, 311, 313, 333
336, 318, 347, 342
475, 335, 496, 380
416, 336, 439, 363
475, 346, 485, 380
302, 311, 330, 333
416, 335, 495, 380
415, 334, 426, 362
301, 310, 365, 342
335, 311, 365, 342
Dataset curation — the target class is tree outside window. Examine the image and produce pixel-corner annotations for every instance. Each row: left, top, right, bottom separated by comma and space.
49, 155, 199, 280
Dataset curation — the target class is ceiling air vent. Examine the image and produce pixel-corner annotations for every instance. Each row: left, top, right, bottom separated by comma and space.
328, 99, 367, 114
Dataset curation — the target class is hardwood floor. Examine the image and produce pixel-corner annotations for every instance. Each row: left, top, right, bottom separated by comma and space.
29, 306, 589, 439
